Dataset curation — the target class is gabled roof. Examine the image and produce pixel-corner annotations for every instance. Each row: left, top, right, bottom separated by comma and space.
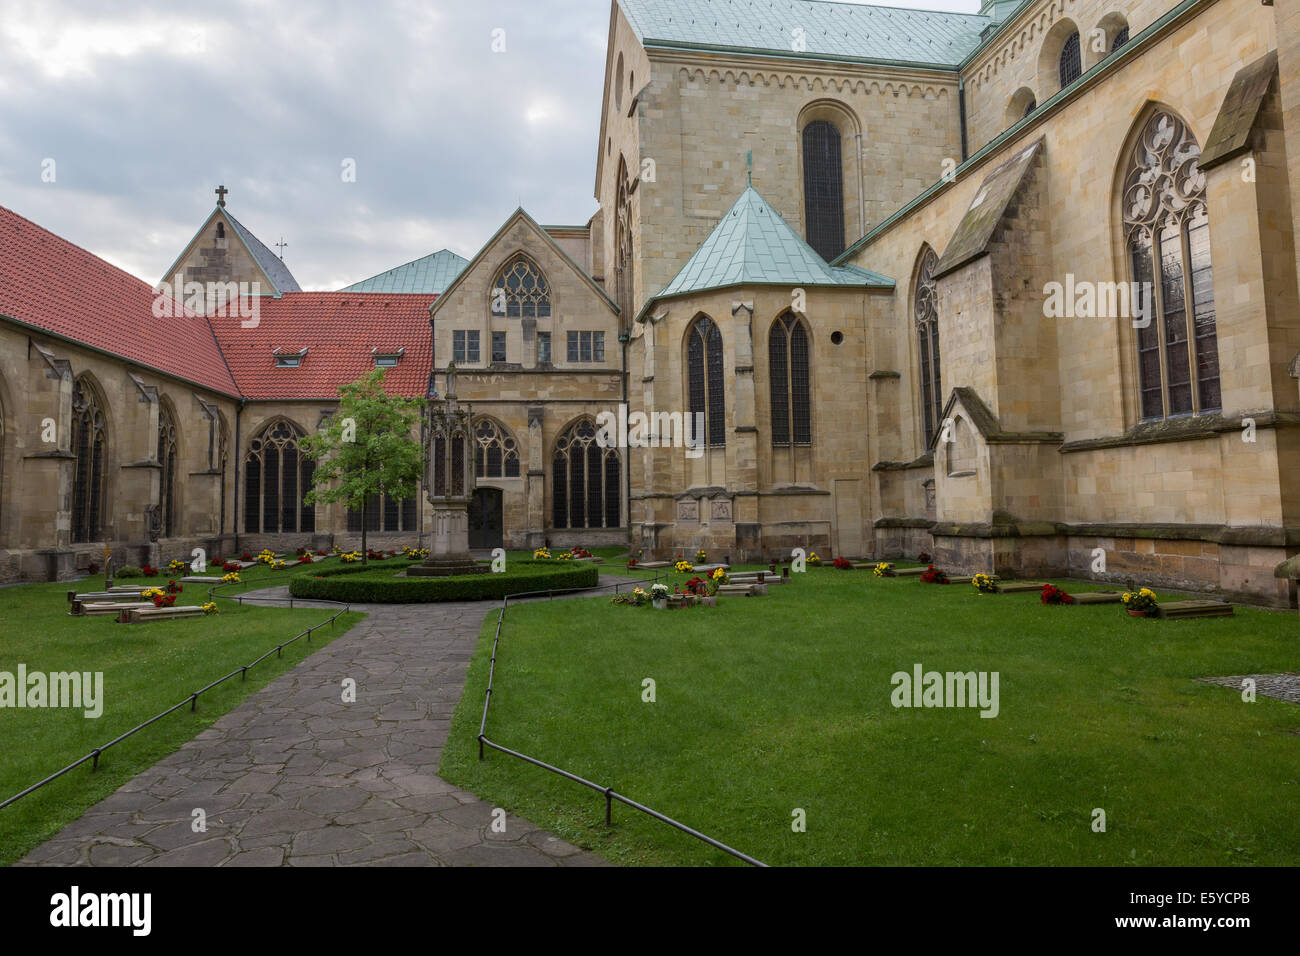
640, 185, 892, 317
224, 211, 301, 293
340, 249, 469, 294
0, 204, 239, 397
430, 206, 619, 320
207, 293, 433, 400
616, 0, 991, 68
158, 206, 301, 295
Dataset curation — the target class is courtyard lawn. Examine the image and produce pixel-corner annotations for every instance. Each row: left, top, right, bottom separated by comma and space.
441, 569, 1300, 866
0, 570, 363, 866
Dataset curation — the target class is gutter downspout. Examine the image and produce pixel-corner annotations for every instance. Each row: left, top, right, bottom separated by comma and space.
855, 132, 866, 238
620, 327, 631, 538
233, 399, 243, 554
958, 76, 969, 163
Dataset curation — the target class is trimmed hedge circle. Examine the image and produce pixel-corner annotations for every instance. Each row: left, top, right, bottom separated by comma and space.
287, 559, 600, 603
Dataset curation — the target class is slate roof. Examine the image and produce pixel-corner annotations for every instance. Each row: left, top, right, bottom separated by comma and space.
643, 186, 892, 315
340, 249, 469, 294
616, 0, 991, 67
224, 211, 302, 293
207, 292, 433, 400
0, 204, 239, 396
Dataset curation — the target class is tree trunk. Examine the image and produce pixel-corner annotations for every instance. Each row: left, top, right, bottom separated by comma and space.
361, 518, 368, 566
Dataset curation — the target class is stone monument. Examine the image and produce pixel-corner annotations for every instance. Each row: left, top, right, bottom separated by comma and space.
408, 364, 489, 577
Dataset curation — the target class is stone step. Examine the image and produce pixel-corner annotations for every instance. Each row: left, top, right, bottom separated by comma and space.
72, 601, 155, 616
118, 606, 206, 624
1159, 600, 1235, 619
892, 567, 928, 577
69, 590, 155, 604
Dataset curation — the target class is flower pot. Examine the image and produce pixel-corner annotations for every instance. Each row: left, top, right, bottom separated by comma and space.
701, 596, 717, 607
1127, 609, 1151, 618
652, 598, 667, 610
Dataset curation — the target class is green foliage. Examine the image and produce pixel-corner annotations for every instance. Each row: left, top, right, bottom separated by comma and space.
288, 560, 598, 603
114, 566, 143, 578
298, 368, 426, 561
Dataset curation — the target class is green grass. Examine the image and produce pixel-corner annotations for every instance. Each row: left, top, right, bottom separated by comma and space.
0, 563, 363, 865
441, 569, 1300, 866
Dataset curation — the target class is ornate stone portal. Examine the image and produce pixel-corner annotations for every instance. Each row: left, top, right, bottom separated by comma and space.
408, 366, 489, 577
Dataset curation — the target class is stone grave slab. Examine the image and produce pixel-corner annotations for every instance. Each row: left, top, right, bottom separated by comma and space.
1159, 600, 1234, 619
1071, 591, 1124, 605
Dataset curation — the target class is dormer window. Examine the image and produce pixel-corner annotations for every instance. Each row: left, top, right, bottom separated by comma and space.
372, 347, 405, 368
273, 347, 309, 368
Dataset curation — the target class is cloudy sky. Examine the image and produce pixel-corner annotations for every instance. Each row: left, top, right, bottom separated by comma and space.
0, 0, 979, 290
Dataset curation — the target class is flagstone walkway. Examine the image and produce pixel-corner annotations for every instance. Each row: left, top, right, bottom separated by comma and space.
17, 585, 625, 867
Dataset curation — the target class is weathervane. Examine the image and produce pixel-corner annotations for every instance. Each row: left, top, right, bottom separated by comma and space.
275, 237, 288, 260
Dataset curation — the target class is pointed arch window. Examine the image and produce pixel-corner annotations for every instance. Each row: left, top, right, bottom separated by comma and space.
552, 419, 620, 529
243, 420, 315, 533
915, 249, 943, 445
769, 312, 811, 446
490, 255, 551, 318
1122, 110, 1220, 420
347, 494, 417, 533
802, 120, 846, 261
157, 401, 178, 538
686, 316, 726, 448
1059, 31, 1082, 88
71, 377, 107, 543
474, 419, 521, 478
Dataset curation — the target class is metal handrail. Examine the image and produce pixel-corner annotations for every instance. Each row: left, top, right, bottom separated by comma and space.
476, 570, 769, 867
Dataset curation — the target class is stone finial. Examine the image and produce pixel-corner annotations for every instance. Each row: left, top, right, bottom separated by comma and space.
215, 184, 228, 207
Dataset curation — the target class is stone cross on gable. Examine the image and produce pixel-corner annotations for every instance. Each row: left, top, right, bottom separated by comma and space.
215, 184, 229, 207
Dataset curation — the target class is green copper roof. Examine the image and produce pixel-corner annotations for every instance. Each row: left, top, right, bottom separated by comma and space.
617, 0, 991, 68
644, 186, 892, 313
341, 249, 469, 295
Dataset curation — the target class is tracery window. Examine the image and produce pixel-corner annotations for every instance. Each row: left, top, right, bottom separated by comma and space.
915, 249, 943, 446
1112, 26, 1129, 52
347, 494, 417, 533
686, 316, 726, 448
474, 419, 521, 478
490, 255, 551, 318
769, 312, 811, 446
802, 120, 846, 261
243, 420, 315, 533
1122, 110, 1220, 419
157, 401, 178, 538
71, 377, 108, 543
552, 419, 620, 530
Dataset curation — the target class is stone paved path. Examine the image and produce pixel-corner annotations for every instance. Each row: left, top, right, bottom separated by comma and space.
17, 585, 626, 867
1200, 672, 1300, 705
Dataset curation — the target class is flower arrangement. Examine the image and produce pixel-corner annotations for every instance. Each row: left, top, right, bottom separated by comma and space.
400, 546, 430, 559
695, 549, 708, 563
299, 553, 314, 564
556, 551, 573, 561
340, 551, 363, 564
872, 562, 894, 577
202, 602, 219, 616
271, 559, 289, 570
1040, 583, 1075, 605
141, 565, 159, 578
920, 565, 949, 584
1121, 588, 1158, 615
533, 547, 551, 560
167, 559, 188, 575
366, 549, 385, 561
316, 550, 329, 557
807, 551, 821, 566
222, 562, 241, 573
569, 547, 593, 559
673, 559, 694, 573
917, 552, 932, 564
165, 580, 184, 595
710, 567, 729, 588
683, 576, 709, 596
833, 556, 853, 570
296, 547, 308, 557
611, 586, 651, 607
625, 557, 639, 569
650, 583, 670, 607
141, 587, 165, 600
972, 573, 997, 594
221, 572, 241, 584
256, 549, 276, 566
241, 552, 253, 561
150, 593, 177, 608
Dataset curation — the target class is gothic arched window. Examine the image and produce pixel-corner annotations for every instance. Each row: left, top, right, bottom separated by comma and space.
915, 248, 943, 446
552, 419, 620, 530
243, 420, 315, 533
347, 494, 417, 533
1112, 26, 1129, 52
71, 376, 108, 543
157, 400, 178, 538
686, 316, 726, 448
490, 255, 551, 318
769, 312, 812, 446
802, 120, 846, 261
1059, 31, 1082, 88
1122, 110, 1219, 419
474, 419, 521, 478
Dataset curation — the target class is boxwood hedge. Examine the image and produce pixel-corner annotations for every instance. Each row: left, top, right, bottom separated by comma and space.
287, 559, 599, 603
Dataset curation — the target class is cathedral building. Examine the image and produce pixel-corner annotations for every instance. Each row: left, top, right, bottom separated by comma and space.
2, 0, 1298, 606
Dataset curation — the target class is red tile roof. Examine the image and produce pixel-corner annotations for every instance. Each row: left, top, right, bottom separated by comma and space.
0, 204, 239, 396
0, 204, 435, 403
208, 293, 434, 400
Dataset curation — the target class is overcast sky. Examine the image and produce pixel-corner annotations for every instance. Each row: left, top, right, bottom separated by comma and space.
0, 0, 979, 290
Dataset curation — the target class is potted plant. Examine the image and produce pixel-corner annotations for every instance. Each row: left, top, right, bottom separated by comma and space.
650, 583, 669, 610
972, 573, 998, 594
1040, 583, 1074, 605
920, 565, 949, 584
873, 562, 895, 577
807, 551, 821, 567
834, 556, 853, 570
1122, 588, 1159, 617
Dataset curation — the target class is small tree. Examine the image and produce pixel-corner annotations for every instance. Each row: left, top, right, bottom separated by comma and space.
299, 369, 426, 564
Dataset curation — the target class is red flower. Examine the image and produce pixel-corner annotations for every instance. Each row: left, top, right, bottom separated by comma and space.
1040, 584, 1074, 605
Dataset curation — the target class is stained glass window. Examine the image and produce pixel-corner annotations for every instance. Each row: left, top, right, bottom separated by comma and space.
770, 312, 812, 446
244, 420, 315, 533
490, 255, 551, 318
802, 121, 846, 261
71, 377, 107, 543
552, 419, 620, 529
686, 316, 726, 447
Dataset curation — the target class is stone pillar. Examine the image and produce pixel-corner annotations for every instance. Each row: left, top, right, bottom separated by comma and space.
526, 405, 545, 549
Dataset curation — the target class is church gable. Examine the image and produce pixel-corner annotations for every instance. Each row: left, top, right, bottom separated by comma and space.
159, 192, 301, 298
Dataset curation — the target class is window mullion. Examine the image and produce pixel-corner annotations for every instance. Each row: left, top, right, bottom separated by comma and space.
1180, 224, 1200, 415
